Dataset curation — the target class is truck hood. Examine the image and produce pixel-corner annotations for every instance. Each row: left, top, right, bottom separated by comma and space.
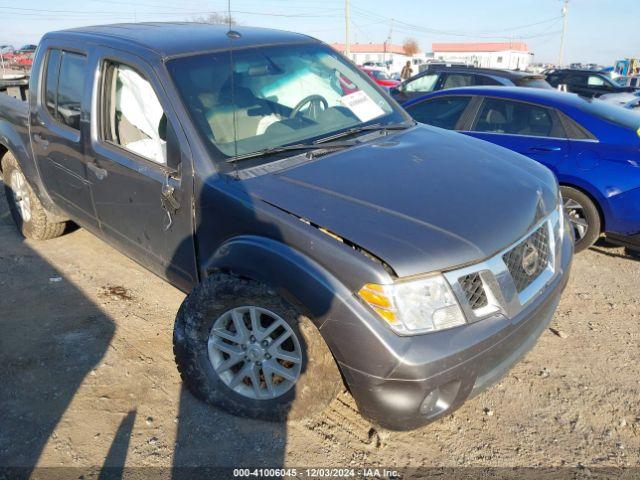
241, 125, 558, 278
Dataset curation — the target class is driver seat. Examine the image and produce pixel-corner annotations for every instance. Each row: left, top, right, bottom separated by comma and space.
206, 86, 279, 143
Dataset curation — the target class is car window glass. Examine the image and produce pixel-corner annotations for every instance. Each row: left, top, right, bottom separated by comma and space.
442, 74, 474, 89
104, 62, 168, 165
474, 98, 558, 137
44, 49, 61, 119
518, 78, 553, 89
567, 75, 587, 86
55, 52, 86, 130
404, 73, 439, 93
406, 96, 471, 130
587, 75, 605, 86
476, 75, 502, 86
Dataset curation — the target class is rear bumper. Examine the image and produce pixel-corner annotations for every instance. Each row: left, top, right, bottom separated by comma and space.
339, 230, 572, 431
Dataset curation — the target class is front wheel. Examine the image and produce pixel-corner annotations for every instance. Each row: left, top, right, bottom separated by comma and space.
173, 274, 343, 421
561, 186, 601, 253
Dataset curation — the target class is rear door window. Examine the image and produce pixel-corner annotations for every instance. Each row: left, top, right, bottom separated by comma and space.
473, 98, 564, 138
44, 50, 61, 119
43, 49, 86, 130
405, 96, 471, 129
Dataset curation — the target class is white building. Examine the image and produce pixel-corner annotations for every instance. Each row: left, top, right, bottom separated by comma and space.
331, 43, 426, 74
431, 42, 532, 70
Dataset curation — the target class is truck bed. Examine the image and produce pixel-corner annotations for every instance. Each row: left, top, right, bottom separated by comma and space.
0, 81, 30, 154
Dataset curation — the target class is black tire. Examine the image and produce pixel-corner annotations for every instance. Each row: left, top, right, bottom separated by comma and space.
2, 152, 67, 240
173, 273, 343, 422
561, 185, 601, 253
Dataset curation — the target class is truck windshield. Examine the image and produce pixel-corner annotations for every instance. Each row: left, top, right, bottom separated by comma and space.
167, 42, 403, 161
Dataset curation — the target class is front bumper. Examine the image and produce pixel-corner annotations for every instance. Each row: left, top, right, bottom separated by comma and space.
337, 225, 573, 431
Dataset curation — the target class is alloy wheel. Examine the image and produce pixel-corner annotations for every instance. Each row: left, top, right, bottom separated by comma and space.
10, 169, 31, 222
563, 197, 588, 241
207, 306, 302, 400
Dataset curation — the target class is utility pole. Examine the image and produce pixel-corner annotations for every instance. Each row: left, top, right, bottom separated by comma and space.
345, 0, 351, 58
558, 0, 569, 67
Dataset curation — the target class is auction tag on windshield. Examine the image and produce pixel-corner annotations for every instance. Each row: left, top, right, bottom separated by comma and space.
340, 90, 385, 122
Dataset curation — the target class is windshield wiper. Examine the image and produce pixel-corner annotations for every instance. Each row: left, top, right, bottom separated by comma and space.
315, 121, 415, 143
227, 140, 358, 163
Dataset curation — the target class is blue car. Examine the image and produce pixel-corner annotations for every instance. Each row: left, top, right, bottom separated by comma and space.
403, 86, 640, 252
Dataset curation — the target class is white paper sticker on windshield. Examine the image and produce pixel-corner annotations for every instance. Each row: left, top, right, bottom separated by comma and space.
339, 90, 385, 123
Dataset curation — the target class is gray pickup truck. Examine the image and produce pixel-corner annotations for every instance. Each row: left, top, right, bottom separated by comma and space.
0, 23, 572, 430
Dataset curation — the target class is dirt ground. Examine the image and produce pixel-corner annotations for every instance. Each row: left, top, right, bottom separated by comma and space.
0, 181, 638, 478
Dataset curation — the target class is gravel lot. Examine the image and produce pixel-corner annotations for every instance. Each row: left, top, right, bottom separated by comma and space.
0, 180, 638, 476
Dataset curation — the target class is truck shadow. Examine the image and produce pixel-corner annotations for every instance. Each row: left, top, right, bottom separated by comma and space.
0, 180, 115, 476
0, 171, 337, 476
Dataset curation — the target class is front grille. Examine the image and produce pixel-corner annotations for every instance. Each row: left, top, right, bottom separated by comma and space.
502, 225, 550, 293
459, 272, 488, 309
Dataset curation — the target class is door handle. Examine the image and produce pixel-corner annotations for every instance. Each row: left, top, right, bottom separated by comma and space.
87, 161, 108, 181
33, 133, 49, 148
529, 146, 562, 152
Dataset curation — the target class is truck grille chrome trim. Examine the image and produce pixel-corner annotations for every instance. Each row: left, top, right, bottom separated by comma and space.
444, 208, 561, 323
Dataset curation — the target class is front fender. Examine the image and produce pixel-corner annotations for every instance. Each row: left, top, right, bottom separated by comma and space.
201, 235, 400, 377
203, 235, 354, 327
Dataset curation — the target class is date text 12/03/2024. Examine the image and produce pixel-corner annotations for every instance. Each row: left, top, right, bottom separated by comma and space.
233, 468, 400, 478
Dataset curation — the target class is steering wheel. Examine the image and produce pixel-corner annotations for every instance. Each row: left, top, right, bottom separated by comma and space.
289, 95, 328, 120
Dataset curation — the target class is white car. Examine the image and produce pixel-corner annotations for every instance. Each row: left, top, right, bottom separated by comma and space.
599, 90, 640, 110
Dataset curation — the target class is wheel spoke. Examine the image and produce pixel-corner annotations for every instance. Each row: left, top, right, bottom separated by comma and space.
262, 364, 276, 396
249, 307, 261, 334
215, 352, 245, 373
209, 337, 243, 356
230, 310, 250, 342
269, 330, 292, 350
211, 327, 241, 343
228, 361, 253, 388
267, 359, 298, 382
571, 217, 588, 227
563, 198, 582, 211
248, 364, 263, 398
274, 349, 302, 364
256, 320, 280, 341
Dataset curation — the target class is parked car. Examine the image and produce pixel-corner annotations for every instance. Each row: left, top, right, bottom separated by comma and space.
0, 23, 572, 431
15, 44, 37, 54
599, 90, 640, 110
390, 65, 551, 103
545, 69, 637, 98
360, 66, 400, 88
402, 86, 640, 252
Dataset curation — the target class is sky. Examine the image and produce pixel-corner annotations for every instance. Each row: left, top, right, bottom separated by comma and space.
0, 0, 638, 65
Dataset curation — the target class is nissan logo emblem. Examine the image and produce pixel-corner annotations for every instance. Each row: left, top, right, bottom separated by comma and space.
521, 241, 539, 276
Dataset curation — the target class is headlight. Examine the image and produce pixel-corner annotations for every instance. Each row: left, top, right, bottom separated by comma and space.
358, 275, 466, 335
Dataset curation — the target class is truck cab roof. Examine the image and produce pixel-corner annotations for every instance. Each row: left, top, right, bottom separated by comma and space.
52, 22, 317, 59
